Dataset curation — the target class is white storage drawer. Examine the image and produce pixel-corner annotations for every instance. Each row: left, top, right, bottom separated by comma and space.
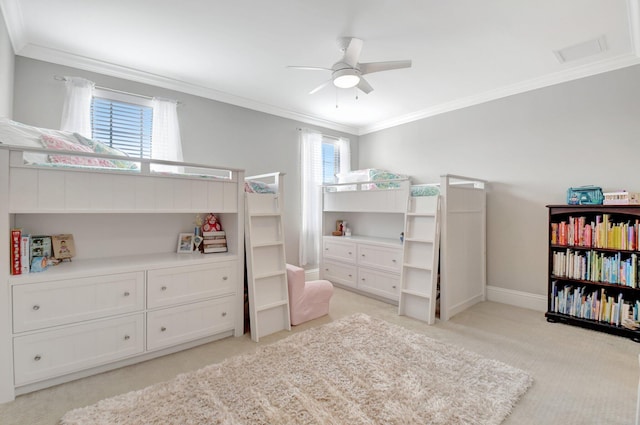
13, 314, 144, 386
323, 238, 357, 263
322, 260, 357, 288
358, 243, 402, 273
12, 272, 145, 333
147, 296, 235, 350
147, 262, 236, 309
358, 268, 400, 301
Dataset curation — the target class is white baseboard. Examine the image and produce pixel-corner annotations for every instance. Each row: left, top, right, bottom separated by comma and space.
486, 285, 547, 312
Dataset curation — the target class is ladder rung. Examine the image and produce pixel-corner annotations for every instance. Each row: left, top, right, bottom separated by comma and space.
257, 300, 289, 312
402, 263, 432, 271
250, 212, 281, 217
404, 238, 434, 244
254, 270, 286, 280
252, 241, 284, 248
400, 289, 431, 299
406, 212, 435, 217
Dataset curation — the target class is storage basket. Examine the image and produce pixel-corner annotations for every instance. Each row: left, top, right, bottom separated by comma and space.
566, 186, 603, 205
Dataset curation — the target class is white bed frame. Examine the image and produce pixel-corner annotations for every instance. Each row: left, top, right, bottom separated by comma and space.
321, 173, 487, 321
0, 144, 246, 403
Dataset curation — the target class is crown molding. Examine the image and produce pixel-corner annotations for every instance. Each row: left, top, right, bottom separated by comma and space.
358, 54, 640, 135
0, 0, 26, 52
16, 43, 360, 136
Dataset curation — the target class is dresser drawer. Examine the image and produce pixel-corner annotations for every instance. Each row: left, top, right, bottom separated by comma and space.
322, 260, 357, 288
358, 243, 402, 273
323, 238, 357, 263
147, 262, 236, 309
147, 296, 235, 350
12, 272, 145, 333
14, 314, 144, 386
358, 268, 400, 301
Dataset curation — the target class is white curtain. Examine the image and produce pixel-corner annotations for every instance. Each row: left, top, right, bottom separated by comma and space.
299, 129, 324, 266
60, 77, 94, 137
151, 97, 183, 172
338, 137, 351, 176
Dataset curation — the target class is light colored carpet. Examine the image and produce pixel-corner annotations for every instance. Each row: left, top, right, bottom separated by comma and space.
59, 313, 532, 425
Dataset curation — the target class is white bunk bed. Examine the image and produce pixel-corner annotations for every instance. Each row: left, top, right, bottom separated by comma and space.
0, 120, 246, 403
321, 170, 486, 322
244, 172, 290, 342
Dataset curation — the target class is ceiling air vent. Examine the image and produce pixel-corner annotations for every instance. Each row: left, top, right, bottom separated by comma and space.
553, 36, 608, 63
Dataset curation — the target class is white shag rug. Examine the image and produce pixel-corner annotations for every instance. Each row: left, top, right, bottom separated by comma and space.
59, 313, 533, 425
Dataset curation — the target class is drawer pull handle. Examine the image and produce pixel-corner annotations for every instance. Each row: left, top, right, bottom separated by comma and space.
325, 268, 329, 271
222, 276, 228, 281
392, 259, 396, 263
348, 251, 352, 255
34, 355, 41, 361
221, 312, 227, 317
32, 305, 40, 311
124, 335, 130, 340
124, 291, 130, 297
161, 326, 167, 332
392, 285, 397, 289
361, 278, 365, 281
325, 248, 328, 250
348, 274, 352, 277
161, 286, 167, 291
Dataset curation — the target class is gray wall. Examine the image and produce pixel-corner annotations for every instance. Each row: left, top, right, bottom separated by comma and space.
12, 57, 358, 266
359, 64, 640, 297
0, 7, 13, 117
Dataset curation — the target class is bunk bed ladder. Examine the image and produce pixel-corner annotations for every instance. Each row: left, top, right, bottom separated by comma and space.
245, 191, 291, 342
398, 195, 441, 324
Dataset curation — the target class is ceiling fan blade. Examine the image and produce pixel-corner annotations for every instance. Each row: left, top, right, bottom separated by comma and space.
309, 79, 332, 95
359, 60, 412, 75
343, 37, 364, 68
287, 66, 332, 71
357, 77, 373, 94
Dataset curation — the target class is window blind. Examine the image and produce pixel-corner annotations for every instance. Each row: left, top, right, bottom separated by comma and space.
91, 97, 153, 158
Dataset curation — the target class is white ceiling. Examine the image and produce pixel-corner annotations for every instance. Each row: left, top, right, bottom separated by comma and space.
2, 0, 640, 135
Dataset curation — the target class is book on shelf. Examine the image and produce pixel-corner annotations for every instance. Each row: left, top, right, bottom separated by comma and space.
20, 234, 30, 274
202, 230, 225, 237
10, 229, 21, 275
203, 238, 227, 245
203, 246, 228, 253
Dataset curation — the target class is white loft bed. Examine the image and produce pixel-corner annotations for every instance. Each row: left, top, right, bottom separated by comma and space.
0, 120, 246, 403
322, 171, 487, 322
244, 172, 290, 342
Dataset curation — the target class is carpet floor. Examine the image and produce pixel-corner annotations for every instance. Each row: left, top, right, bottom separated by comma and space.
59, 313, 532, 425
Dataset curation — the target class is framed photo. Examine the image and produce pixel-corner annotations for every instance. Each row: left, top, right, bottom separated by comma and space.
51, 234, 75, 260
30, 235, 52, 260
177, 233, 194, 253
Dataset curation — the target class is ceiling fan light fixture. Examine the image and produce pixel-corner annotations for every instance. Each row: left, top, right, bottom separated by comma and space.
333, 69, 360, 88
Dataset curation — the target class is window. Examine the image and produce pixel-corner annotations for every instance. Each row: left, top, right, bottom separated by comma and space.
321, 138, 341, 184
91, 89, 154, 158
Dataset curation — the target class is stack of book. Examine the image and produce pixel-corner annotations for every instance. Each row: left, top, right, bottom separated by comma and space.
201, 230, 227, 253
9, 228, 30, 275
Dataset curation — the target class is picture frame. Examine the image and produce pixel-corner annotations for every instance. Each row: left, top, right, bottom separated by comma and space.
177, 233, 194, 253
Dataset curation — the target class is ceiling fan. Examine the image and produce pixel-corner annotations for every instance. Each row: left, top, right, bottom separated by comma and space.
288, 37, 412, 95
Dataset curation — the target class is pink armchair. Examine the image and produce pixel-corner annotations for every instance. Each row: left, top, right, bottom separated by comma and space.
286, 264, 334, 325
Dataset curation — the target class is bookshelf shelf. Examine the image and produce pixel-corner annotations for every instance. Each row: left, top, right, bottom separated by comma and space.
546, 204, 640, 342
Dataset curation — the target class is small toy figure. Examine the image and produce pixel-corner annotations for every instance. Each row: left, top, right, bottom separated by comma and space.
202, 213, 223, 233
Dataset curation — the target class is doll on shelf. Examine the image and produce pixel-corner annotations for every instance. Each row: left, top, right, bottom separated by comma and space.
202, 213, 223, 233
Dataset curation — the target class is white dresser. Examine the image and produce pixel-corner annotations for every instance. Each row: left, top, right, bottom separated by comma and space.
322, 236, 402, 302
10, 255, 238, 389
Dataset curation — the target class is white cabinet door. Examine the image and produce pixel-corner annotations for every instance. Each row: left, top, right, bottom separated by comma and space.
323, 238, 357, 263
12, 272, 145, 333
357, 243, 402, 273
358, 268, 400, 301
13, 314, 144, 386
147, 296, 235, 350
147, 262, 236, 309
322, 260, 357, 288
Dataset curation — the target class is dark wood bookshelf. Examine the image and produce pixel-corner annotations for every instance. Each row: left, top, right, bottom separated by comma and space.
546, 204, 640, 342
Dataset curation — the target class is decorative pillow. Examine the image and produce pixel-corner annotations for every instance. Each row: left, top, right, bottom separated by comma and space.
368, 169, 407, 189
74, 133, 140, 170
244, 180, 276, 194
41, 134, 115, 167
411, 185, 440, 197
